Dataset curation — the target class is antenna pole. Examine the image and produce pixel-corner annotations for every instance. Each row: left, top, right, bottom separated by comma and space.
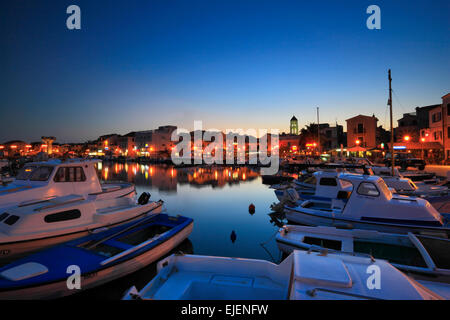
388, 69, 395, 176
317, 107, 320, 156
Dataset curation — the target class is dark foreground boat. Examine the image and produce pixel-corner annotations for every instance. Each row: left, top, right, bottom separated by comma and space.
0, 213, 193, 299
261, 174, 293, 185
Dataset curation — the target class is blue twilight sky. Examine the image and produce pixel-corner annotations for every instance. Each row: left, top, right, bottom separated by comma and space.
0, 0, 449, 143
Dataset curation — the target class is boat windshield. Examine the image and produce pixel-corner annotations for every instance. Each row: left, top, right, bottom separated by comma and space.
377, 179, 392, 199
416, 236, 450, 270
303, 176, 316, 185
29, 166, 54, 181
15, 166, 38, 180
339, 179, 353, 190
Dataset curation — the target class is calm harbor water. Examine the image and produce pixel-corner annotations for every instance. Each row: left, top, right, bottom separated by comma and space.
71, 162, 285, 299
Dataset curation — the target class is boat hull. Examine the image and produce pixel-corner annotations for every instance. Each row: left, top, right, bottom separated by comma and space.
0, 201, 163, 263
0, 221, 193, 299
285, 207, 450, 238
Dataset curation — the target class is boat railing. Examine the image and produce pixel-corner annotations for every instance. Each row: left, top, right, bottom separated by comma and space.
100, 230, 170, 266
34, 195, 86, 212
100, 215, 176, 267
407, 233, 437, 271
306, 247, 376, 262
18, 196, 57, 207
305, 287, 383, 300
88, 201, 163, 250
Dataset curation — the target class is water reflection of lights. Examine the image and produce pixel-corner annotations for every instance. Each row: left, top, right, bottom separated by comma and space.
100, 164, 259, 190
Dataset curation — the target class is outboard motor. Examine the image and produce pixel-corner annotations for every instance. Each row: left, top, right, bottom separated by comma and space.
281, 188, 300, 207
270, 187, 301, 213
138, 192, 151, 205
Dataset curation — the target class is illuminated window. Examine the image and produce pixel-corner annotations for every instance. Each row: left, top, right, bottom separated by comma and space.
54, 167, 86, 182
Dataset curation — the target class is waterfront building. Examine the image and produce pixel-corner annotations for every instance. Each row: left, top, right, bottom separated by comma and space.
1, 140, 28, 157
395, 112, 419, 142
118, 132, 137, 157
441, 93, 450, 159
279, 133, 301, 155
135, 126, 177, 157
320, 124, 345, 150
391, 98, 449, 161
98, 134, 120, 153
346, 114, 378, 149
420, 93, 450, 160
416, 104, 440, 131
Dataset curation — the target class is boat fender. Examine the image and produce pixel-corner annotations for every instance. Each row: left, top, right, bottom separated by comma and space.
138, 192, 151, 205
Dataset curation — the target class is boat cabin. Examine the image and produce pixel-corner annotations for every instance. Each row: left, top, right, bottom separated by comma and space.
299, 173, 444, 226
0, 195, 161, 244
0, 159, 133, 210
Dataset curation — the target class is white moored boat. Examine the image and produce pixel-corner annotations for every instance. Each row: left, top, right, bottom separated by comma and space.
123, 250, 444, 300
274, 166, 448, 203
0, 159, 135, 211
370, 166, 448, 197
0, 193, 163, 261
276, 225, 450, 286
274, 170, 352, 203
284, 173, 450, 237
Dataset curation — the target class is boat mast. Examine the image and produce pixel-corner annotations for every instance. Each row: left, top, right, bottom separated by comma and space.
388, 69, 395, 176
317, 107, 320, 156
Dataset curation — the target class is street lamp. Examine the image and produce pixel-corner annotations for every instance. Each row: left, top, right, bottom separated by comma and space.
420, 137, 425, 160
403, 135, 410, 142
355, 139, 360, 145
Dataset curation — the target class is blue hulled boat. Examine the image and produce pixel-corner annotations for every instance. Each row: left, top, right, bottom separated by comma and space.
0, 213, 193, 299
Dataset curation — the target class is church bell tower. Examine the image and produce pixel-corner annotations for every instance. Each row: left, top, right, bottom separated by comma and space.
290, 116, 298, 135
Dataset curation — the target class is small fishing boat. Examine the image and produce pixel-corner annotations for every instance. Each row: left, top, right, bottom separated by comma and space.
0, 193, 163, 261
284, 173, 450, 237
273, 170, 353, 203
0, 213, 193, 299
370, 166, 448, 197
123, 250, 443, 300
276, 225, 450, 285
274, 166, 448, 202
0, 159, 135, 211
